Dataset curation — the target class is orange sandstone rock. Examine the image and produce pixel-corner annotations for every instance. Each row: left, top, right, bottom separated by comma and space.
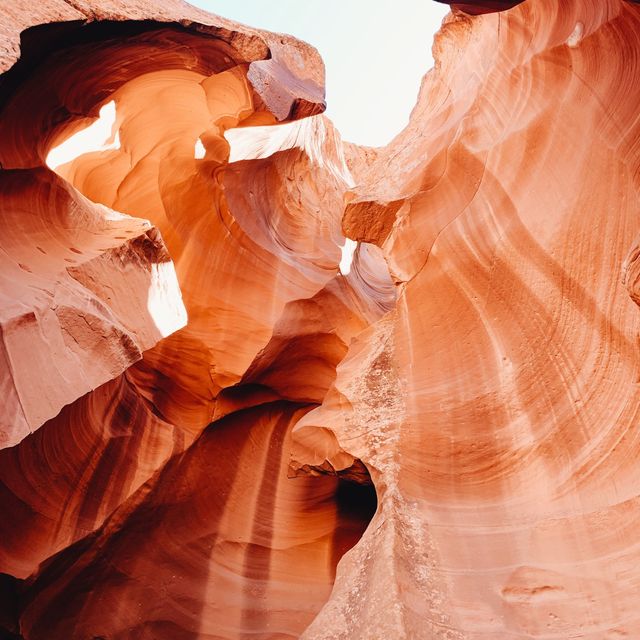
4, 0, 640, 639
0, 2, 375, 637
296, 1, 640, 638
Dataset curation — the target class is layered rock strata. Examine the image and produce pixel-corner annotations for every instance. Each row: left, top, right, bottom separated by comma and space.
298, 1, 640, 638
3, 0, 640, 639
0, 3, 382, 637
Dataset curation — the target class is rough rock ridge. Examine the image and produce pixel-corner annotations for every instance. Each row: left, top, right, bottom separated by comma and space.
2, 0, 640, 638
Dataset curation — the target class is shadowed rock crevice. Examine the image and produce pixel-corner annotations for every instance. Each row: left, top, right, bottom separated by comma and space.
0, 573, 23, 640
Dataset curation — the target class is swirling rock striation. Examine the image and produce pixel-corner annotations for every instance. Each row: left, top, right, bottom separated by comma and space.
0, 1, 380, 638
296, 1, 640, 638
3, 0, 640, 639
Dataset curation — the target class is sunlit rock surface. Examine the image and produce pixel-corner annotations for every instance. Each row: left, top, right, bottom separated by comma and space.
3, 0, 640, 638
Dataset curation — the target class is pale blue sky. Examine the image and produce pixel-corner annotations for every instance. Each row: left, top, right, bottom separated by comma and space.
187, 1, 450, 147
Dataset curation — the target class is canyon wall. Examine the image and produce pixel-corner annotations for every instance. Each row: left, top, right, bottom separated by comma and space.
2, 0, 640, 638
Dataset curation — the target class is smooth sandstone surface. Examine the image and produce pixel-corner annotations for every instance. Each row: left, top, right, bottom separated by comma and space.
2, 0, 640, 638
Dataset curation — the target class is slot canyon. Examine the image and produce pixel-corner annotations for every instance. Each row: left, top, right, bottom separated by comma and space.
2, 0, 640, 637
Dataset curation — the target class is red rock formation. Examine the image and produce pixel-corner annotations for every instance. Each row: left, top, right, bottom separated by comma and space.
0, 2, 379, 638
4, 0, 640, 639
17, 403, 376, 640
295, 1, 640, 638
0, 149, 186, 447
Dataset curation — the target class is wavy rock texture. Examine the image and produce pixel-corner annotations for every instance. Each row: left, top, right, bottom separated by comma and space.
296, 1, 640, 638
3, 0, 640, 639
0, 142, 186, 448
0, 2, 381, 638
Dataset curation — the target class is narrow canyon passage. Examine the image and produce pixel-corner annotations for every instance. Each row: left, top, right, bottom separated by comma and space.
4, 1, 640, 638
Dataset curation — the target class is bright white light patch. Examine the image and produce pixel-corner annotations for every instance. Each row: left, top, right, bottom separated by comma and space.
567, 22, 584, 48
147, 262, 188, 337
225, 117, 355, 187
339, 238, 358, 275
46, 100, 120, 169
189, 0, 449, 146
225, 120, 304, 163
194, 138, 206, 159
